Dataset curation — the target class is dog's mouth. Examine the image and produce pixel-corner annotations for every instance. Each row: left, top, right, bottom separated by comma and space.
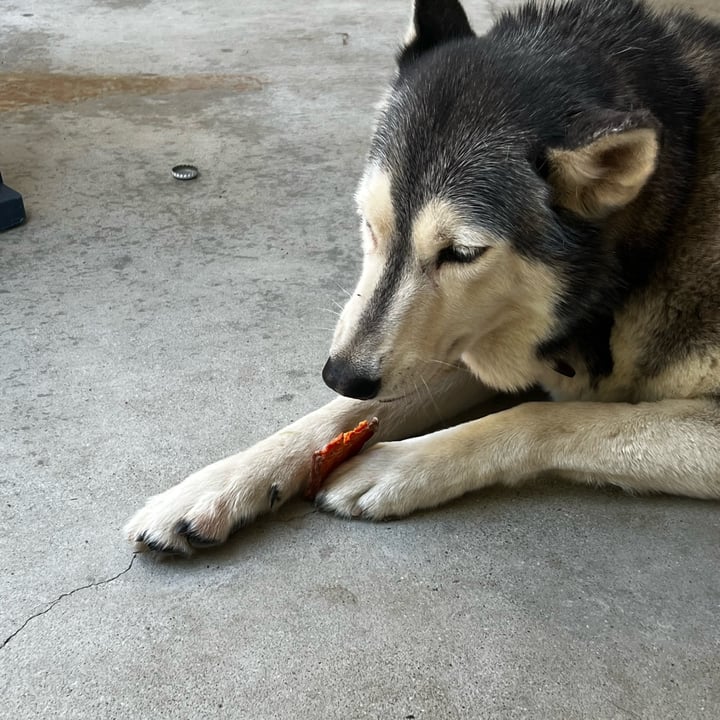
377, 394, 408, 404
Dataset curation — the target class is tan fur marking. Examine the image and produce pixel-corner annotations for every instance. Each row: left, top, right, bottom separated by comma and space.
412, 198, 495, 263
355, 166, 396, 244
412, 199, 458, 261
643, 353, 720, 401
549, 128, 659, 218
460, 249, 561, 391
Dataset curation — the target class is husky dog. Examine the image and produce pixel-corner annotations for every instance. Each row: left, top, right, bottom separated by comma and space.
126, 0, 720, 554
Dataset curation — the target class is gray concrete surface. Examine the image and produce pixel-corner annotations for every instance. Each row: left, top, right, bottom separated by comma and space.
1, 0, 719, 718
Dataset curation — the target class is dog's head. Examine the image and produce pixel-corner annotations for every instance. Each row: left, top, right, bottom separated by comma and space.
324, 0, 662, 400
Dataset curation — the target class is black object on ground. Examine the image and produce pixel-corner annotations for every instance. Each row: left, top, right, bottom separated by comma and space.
0, 172, 26, 231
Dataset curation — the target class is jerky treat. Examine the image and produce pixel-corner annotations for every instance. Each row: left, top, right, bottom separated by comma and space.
304, 418, 379, 500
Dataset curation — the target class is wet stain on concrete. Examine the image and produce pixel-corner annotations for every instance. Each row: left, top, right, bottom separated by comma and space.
0, 73, 263, 111
316, 584, 358, 606
112, 255, 133, 271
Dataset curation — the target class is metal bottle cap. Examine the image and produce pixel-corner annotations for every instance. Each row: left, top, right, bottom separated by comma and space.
172, 164, 199, 180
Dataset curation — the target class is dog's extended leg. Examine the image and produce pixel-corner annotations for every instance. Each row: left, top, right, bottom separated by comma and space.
124, 368, 494, 554
317, 398, 720, 519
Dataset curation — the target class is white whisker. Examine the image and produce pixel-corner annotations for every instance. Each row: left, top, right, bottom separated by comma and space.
420, 373, 444, 421
334, 281, 352, 298
319, 308, 342, 318
321, 293, 347, 312
423, 358, 472, 374
411, 378, 423, 409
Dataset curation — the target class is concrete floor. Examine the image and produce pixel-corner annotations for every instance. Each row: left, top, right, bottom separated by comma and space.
2, 0, 719, 718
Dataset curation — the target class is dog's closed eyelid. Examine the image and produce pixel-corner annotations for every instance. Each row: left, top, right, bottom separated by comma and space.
436, 244, 489, 266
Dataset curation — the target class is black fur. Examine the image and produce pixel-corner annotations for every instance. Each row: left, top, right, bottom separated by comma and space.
371, 0, 720, 385
269, 482, 281, 509
401, 0, 474, 68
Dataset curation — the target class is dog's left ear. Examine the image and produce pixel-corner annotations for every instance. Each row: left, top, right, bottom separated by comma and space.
399, 0, 474, 67
544, 109, 661, 219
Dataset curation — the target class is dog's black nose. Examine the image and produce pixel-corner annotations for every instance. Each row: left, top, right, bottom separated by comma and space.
322, 357, 381, 400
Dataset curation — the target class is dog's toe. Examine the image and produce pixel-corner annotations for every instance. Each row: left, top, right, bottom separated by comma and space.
314, 490, 355, 518
176, 520, 224, 548
124, 472, 243, 556
313, 492, 343, 516
314, 442, 427, 521
142, 535, 191, 557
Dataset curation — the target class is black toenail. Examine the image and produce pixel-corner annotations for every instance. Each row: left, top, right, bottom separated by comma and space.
177, 520, 220, 547
269, 483, 281, 509
145, 538, 184, 555
136, 532, 146, 543
185, 531, 221, 548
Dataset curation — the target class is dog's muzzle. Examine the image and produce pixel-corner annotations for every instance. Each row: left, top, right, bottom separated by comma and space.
322, 357, 381, 400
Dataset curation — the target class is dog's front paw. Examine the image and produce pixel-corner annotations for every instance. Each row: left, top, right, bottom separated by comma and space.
124, 454, 278, 555
316, 439, 441, 520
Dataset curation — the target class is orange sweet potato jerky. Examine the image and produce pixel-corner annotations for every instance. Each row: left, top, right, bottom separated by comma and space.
304, 418, 379, 500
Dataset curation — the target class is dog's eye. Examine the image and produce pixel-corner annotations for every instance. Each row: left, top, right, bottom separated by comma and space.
436, 245, 489, 267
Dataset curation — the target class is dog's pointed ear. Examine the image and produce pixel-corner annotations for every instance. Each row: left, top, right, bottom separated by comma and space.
399, 0, 474, 67
544, 109, 661, 219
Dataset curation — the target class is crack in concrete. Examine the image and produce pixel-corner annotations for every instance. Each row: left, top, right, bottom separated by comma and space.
1, 554, 138, 650
2, 512, 316, 644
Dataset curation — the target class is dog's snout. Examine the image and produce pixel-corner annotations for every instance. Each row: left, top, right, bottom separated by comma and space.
322, 357, 381, 400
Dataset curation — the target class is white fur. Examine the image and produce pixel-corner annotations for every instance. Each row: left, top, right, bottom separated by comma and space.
318, 399, 720, 519
124, 369, 494, 553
